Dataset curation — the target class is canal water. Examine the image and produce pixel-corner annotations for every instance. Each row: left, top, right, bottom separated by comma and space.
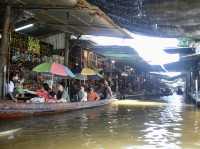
0, 95, 200, 149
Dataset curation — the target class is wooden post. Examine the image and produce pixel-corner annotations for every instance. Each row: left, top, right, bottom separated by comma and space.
64, 33, 70, 66
64, 33, 70, 95
0, 5, 11, 98
195, 78, 198, 104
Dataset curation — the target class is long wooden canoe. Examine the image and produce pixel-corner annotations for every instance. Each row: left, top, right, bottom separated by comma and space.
0, 99, 116, 120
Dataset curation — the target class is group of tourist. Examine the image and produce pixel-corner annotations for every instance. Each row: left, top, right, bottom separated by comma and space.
6, 73, 113, 103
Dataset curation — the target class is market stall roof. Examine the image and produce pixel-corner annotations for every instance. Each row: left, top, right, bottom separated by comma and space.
150, 72, 184, 81
150, 65, 165, 72
88, 0, 200, 39
164, 61, 192, 72
164, 47, 195, 55
93, 46, 141, 62
70, 39, 96, 49
0, 0, 131, 38
93, 45, 165, 72
164, 54, 200, 72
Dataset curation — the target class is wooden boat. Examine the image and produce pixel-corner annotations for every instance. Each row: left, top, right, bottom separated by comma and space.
0, 99, 116, 120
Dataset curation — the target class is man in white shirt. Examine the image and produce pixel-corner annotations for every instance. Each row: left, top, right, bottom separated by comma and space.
6, 73, 19, 102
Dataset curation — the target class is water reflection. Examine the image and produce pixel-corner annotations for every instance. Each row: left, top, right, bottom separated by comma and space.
1, 96, 200, 149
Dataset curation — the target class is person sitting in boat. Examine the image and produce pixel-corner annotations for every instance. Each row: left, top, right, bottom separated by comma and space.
28, 83, 52, 103
78, 85, 87, 102
14, 81, 25, 98
87, 87, 100, 101
56, 83, 70, 103
6, 73, 19, 102
103, 80, 113, 99
70, 81, 79, 102
49, 84, 57, 99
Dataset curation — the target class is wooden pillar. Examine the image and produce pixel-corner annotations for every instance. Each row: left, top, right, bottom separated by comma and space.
0, 5, 11, 98
64, 33, 70, 92
185, 72, 189, 97
64, 33, 70, 66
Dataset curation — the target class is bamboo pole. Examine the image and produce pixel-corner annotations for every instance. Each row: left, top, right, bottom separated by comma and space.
0, 5, 11, 98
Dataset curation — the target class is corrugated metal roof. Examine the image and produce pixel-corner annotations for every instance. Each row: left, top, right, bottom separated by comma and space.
88, 0, 200, 39
0, 0, 131, 38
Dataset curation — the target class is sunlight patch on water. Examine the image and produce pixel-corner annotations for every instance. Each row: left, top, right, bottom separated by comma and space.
123, 144, 181, 149
0, 128, 22, 138
112, 100, 167, 107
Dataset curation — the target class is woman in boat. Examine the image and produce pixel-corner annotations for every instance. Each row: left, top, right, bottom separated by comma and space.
103, 80, 113, 99
87, 87, 100, 101
56, 83, 70, 103
78, 85, 87, 102
70, 81, 79, 102
49, 84, 56, 99
106, 80, 113, 99
28, 83, 52, 103
15, 81, 25, 98
6, 73, 19, 102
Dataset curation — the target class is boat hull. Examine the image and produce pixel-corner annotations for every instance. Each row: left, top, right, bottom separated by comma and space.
0, 99, 116, 119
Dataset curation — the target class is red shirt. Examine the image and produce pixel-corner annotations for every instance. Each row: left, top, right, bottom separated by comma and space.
36, 89, 50, 102
87, 91, 99, 101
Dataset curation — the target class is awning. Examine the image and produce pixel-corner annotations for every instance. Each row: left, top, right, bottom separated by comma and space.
93, 46, 140, 62
164, 47, 195, 54
164, 54, 200, 72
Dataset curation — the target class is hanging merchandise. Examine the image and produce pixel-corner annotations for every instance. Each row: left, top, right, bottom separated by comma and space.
10, 32, 54, 74
40, 42, 53, 56
10, 32, 28, 52
28, 37, 40, 54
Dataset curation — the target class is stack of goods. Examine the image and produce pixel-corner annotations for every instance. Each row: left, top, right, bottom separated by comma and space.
9, 32, 53, 90
10, 32, 53, 69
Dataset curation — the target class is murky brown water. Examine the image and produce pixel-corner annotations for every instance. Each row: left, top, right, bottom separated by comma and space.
0, 95, 200, 149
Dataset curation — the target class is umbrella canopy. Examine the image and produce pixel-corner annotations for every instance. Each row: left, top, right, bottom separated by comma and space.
75, 73, 103, 81
81, 68, 97, 76
32, 62, 75, 78
75, 73, 88, 81
89, 73, 103, 80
